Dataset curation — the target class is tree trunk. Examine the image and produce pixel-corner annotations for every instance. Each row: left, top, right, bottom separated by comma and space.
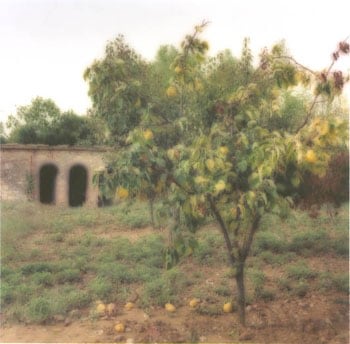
235, 261, 246, 326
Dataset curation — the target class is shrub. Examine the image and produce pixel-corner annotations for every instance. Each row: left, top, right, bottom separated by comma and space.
286, 262, 318, 280
253, 231, 286, 254
88, 277, 114, 301
288, 230, 330, 254
55, 269, 82, 284
32, 272, 54, 286
26, 297, 54, 323
21, 262, 56, 275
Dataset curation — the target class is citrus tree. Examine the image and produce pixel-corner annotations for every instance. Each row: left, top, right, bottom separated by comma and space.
96, 24, 349, 326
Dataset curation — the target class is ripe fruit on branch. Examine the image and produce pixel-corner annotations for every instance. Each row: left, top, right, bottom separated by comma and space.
305, 149, 317, 164
143, 129, 154, 141
116, 187, 129, 199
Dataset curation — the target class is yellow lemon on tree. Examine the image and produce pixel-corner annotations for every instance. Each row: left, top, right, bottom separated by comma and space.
215, 180, 226, 193
143, 129, 154, 141
116, 187, 129, 199
174, 66, 182, 74
219, 146, 229, 155
165, 303, 176, 313
206, 159, 215, 171
114, 323, 125, 333
305, 149, 317, 164
124, 302, 135, 311
189, 298, 200, 308
166, 85, 177, 97
223, 302, 233, 313
194, 176, 208, 185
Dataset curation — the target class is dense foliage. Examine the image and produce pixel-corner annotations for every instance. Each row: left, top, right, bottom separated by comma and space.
5, 97, 99, 145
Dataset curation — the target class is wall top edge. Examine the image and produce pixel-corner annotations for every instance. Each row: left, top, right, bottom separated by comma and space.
0, 144, 111, 152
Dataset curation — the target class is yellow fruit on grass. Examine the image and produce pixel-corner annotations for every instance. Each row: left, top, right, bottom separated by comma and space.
305, 149, 317, 164
189, 298, 200, 308
223, 302, 233, 313
114, 323, 125, 333
165, 303, 176, 312
96, 303, 106, 315
124, 302, 135, 311
106, 303, 117, 316
166, 85, 177, 97
143, 129, 154, 141
116, 187, 129, 199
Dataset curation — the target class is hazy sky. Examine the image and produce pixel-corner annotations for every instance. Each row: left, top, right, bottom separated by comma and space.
1, 0, 349, 124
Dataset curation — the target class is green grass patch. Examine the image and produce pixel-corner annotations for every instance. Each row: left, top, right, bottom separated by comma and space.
286, 261, 318, 280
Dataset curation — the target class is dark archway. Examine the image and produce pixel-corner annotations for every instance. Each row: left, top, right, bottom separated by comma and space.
69, 164, 87, 207
39, 164, 58, 204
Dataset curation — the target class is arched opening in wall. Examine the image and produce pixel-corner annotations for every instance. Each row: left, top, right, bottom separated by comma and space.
69, 164, 87, 207
39, 164, 58, 204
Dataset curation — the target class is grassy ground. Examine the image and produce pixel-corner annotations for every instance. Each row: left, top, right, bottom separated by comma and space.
0, 200, 348, 334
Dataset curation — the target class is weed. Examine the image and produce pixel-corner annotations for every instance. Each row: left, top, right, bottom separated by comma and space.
214, 284, 232, 297
88, 277, 114, 301
195, 304, 222, 316
288, 230, 330, 255
277, 277, 293, 292
292, 281, 309, 297
332, 274, 349, 293
26, 297, 54, 323
32, 272, 54, 286
259, 288, 276, 301
55, 269, 82, 284
253, 231, 286, 254
21, 262, 57, 275
248, 269, 266, 296
286, 262, 318, 280
140, 268, 188, 307
0, 282, 15, 306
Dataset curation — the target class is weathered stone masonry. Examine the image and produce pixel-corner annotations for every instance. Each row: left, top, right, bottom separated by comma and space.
0, 144, 108, 207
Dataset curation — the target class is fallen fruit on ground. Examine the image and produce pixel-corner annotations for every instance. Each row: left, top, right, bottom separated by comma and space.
223, 302, 233, 313
124, 302, 135, 311
165, 303, 176, 312
189, 298, 200, 308
114, 323, 125, 333
96, 303, 106, 315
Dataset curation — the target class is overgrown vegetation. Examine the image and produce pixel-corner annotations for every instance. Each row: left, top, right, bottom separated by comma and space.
0, 201, 348, 324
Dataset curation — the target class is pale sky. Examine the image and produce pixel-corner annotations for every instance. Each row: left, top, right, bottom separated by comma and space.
1, 0, 349, 124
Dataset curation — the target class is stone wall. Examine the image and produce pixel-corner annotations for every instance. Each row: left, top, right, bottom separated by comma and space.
0, 144, 108, 207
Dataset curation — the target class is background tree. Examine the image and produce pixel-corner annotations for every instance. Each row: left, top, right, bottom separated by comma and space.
6, 97, 97, 145
84, 35, 149, 146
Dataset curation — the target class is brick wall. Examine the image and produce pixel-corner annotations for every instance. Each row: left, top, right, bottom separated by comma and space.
0, 144, 108, 207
